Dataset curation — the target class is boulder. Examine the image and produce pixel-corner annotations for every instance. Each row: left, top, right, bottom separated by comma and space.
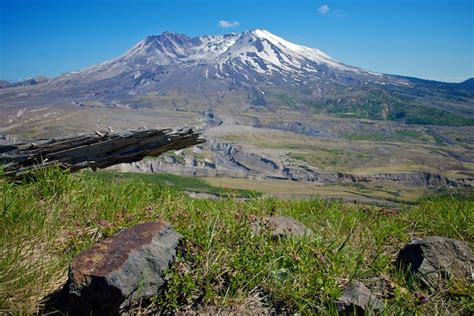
395, 236, 473, 289
251, 216, 313, 238
62, 221, 181, 314
336, 281, 384, 315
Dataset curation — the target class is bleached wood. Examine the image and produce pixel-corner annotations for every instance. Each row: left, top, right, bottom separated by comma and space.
0, 128, 204, 178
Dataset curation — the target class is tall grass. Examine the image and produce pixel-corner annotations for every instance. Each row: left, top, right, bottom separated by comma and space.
0, 168, 472, 314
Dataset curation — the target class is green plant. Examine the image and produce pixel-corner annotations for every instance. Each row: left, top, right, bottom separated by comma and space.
0, 169, 472, 314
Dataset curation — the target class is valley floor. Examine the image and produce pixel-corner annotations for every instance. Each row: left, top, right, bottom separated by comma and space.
205, 177, 425, 205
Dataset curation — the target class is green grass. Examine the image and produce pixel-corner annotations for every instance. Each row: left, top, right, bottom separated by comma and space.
346, 132, 390, 142
273, 93, 297, 108
301, 91, 474, 126
287, 150, 370, 172
346, 129, 425, 142
84, 170, 258, 198
406, 108, 474, 126
0, 168, 473, 314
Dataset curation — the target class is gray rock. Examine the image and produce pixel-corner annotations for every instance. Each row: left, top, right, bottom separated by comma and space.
251, 216, 313, 238
395, 236, 474, 289
336, 281, 384, 315
63, 221, 182, 314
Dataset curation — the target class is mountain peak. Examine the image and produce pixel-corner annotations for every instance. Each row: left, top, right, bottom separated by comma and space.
248, 28, 269, 35
144, 32, 191, 44
64, 29, 382, 86
245, 29, 301, 50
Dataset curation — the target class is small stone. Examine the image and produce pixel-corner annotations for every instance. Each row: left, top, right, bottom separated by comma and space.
62, 221, 182, 314
360, 275, 396, 300
395, 236, 473, 289
336, 281, 384, 314
251, 216, 313, 238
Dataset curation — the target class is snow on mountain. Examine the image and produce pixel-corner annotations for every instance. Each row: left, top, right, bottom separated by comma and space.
56, 29, 386, 86
222, 29, 353, 72
210, 29, 379, 83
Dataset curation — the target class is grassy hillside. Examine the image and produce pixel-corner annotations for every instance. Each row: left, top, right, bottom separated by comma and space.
0, 168, 473, 314
271, 89, 474, 126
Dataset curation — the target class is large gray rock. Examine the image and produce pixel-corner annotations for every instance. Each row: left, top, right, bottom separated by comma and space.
63, 221, 182, 315
395, 236, 473, 289
336, 281, 384, 315
251, 216, 313, 238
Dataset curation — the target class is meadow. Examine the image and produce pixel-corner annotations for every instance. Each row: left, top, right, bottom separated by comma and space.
0, 168, 472, 314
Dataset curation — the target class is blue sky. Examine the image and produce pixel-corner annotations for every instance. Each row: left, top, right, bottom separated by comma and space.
0, 0, 472, 82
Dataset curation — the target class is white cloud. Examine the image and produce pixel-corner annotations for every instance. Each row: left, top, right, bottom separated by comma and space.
318, 5, 330, 15
218, 20, 240, 28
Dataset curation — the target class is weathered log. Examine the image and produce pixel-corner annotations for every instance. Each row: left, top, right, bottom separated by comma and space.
0, 128, 204, 178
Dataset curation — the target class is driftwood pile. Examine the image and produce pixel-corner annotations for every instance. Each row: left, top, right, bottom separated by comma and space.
0, 128, 204, 178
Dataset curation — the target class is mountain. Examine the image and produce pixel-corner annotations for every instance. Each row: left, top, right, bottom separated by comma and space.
59, 30, 392, 83
460, 78, 474, 88
51, 29, 407, 95
0, 76, 49, 89
1, 29, 474, 127
1, 29, 474, 191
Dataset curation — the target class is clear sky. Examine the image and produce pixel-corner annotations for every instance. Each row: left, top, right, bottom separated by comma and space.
0, 0, 472, 82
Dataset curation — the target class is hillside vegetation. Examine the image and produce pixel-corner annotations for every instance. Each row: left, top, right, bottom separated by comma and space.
0, 168, 473, 314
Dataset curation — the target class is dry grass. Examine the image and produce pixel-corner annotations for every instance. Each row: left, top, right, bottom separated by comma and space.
205, 177, 426, 203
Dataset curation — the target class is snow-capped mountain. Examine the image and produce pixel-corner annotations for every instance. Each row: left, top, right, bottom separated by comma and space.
2, 29, 473, 126
56, 29, 397, 89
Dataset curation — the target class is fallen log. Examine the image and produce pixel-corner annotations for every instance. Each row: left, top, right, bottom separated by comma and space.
0, 128, 204, 178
